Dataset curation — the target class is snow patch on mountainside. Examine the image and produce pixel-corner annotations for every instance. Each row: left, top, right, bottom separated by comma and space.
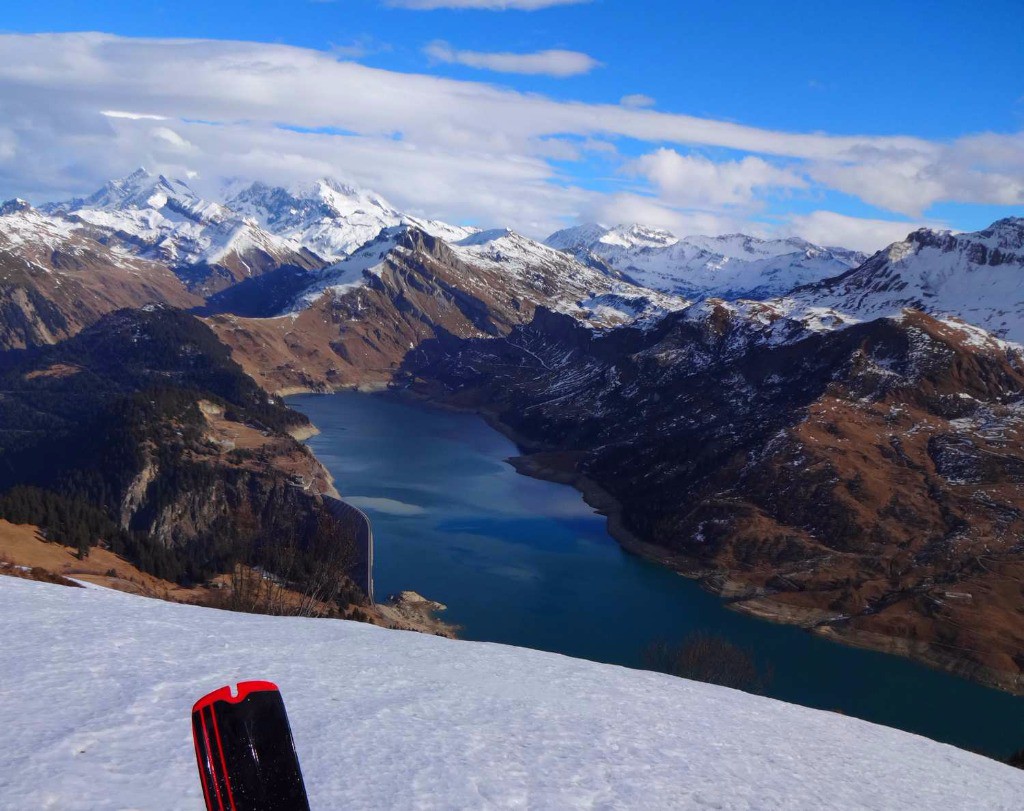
0, 202, 79, 254
286, 226, 406, 312
2, 577, 1022, 810
450, 228, 688, 327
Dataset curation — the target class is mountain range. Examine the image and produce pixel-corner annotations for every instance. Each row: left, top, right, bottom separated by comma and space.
547, 222, 866, 300
3, 167, 1024, 691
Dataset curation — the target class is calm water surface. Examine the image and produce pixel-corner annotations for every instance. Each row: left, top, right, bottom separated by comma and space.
290, 391, 1024, 758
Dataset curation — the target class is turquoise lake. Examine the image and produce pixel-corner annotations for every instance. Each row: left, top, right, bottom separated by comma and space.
289, 391, 1024, 759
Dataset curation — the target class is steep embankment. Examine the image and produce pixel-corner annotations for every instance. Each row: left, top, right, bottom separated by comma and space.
3, 577, 1022, 810
0, 307, 360, 595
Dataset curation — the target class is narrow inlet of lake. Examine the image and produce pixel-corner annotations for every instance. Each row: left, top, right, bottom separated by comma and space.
289, 391, 1024, 759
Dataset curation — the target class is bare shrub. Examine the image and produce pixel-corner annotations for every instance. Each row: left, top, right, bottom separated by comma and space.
214, 511, 358, 619
644, 633, 773, 694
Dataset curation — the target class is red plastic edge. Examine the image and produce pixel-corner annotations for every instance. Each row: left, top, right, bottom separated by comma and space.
192, 680, 280, 714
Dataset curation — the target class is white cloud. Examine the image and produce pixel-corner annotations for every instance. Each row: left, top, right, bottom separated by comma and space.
582, 192, 756, 238
629, 149, 805, 209
0, 33, 1019, 244
388, 0, 590, 8
620, 94, 655, 109
149, 127, 194, 152
100, 110, 168, 121
785, 211, 937, 253
424, 41, 600, 77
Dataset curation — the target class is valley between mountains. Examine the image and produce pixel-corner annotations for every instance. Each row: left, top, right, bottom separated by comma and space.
2, 168, 1024, 693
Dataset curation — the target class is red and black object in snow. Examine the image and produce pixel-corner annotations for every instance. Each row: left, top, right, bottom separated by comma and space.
191, 680, 311, 811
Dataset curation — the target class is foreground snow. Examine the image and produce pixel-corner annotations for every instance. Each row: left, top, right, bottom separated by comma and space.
2, 578, 1022, 810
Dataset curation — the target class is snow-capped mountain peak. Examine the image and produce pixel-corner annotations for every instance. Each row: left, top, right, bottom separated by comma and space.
51, 168, 231, 227
546, 222, 678, 252
546, 223, 865, 301
602, 223, 679, 250
38, 170, 320, 292
778, 217, 1024, 343
225, 177, 475, 262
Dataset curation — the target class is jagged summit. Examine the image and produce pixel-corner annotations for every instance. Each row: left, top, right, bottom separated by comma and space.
547, 222, 678, 252
47, 168, 226, 223
778, 218, 1024, 343
38, 169, 320, 293
225, 176, 475, 261
0, 199, 33, 216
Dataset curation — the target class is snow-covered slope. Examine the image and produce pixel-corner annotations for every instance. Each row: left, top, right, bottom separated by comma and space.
779, 218, 1024, 343
547, 223, 864, 301
2, 577, 1022, 810
45, 169, 314, 280
226, 178, 476, 262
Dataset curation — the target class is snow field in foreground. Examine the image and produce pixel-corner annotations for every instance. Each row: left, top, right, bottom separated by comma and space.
1, 577, 1022, 810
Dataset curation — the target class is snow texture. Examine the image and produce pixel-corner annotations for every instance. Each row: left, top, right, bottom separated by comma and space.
781, 218, 1024, 344
226, 177, 476, 262
2, 577, 1023, 810
43, 168, 306, 271
546, 223, 864, 301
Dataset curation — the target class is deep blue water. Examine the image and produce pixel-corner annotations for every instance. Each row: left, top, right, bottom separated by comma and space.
289, 391, 1024, 759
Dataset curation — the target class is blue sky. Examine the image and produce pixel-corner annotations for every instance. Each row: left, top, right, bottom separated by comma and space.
0, 0, 1021, 249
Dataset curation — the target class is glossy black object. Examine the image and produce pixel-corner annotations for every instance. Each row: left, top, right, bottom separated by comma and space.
191, 681, 311, 811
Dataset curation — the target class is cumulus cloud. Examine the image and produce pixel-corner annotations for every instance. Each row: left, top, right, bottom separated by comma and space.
629, 149, 806, 209
424, 41, 600, 76
388, 0, 590, 8
0, 32, 1019, 245
581, 192, 757, 239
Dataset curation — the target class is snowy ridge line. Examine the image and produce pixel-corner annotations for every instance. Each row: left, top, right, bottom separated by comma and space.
546, 222, 866, 301
2, 576, 1023, 810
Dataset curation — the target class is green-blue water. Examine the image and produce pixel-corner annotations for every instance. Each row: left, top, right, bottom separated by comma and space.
289, 391, 1024, 759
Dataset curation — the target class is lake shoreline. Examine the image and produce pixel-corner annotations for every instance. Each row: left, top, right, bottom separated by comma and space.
373, 386, 1024, 698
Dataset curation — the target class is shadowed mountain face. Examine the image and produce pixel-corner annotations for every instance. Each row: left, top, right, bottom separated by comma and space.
0, 307, 345, 587
399, 306, 1024, 692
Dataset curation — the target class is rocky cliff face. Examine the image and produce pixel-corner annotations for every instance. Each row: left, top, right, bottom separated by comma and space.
400, 306, 1024, 691
779, 217, 1024, 343
0, 308, 351, 589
